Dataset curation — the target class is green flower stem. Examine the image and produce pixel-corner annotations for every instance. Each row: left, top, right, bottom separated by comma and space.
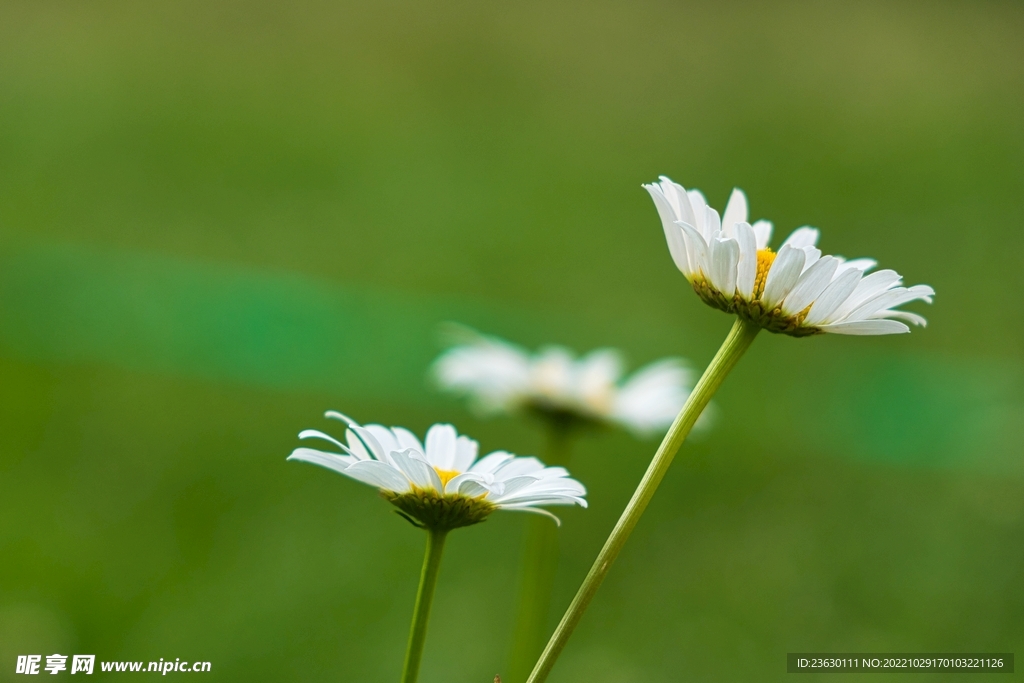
508, 427, 573, 683
400, 527, 449, 683
525, 318, 761, 683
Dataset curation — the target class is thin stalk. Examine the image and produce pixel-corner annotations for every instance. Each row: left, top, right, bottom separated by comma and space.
526, 318, 761, 683
400, 528, 449, 683
507, 427, 573, 683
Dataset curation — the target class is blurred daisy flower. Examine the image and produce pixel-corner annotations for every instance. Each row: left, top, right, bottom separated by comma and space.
288, 412, 587, 528
432, 327, 698, 436
644, 176, 934, 336
432, 327, 695, 679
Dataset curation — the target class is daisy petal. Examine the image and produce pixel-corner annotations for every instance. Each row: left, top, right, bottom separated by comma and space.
751, 220, 773, 250
735, 222, 758, 298
324, 410, 358, 425
298, 429, 350, 452
391, 427, 424, 453
644, 183, 692, 275
703, 206, 721, 242
287, 447, 357, 475
781, 256, 838, 315
444, 471, 486, 496
830, 269, 902, 320
365, 425, 401, 455
424, 423, 458, 469
761, 244, 805, 308
488, 475, 545, 502
884, 310, 928, 327
658, 177, 698, 226
390, 449, 443, 492
687, 189, 708, 235
344, 429, 372, 461
721, 188, 748, 237
497, 505, 562, 526
343, 460, 412, 492
349, 426, 387, 461
469, 451, 514, 474
804, 267, 862, 325
782, 226, 820, 249
709, 235, 739, 295
677, 222, 710, 280
451, 435, 479, 472
839, 258, 876, 273
497, 494, 589, 508
817, 320, 910, 335
847, 285, 934, 322
457, 478, 493, 498
800, 246, 822, 272
494, 456, 546, 479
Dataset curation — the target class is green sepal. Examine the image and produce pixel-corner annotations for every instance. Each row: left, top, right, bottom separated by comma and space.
382, 488, 496, 531
690, 278, 821, 337
395, 510, 426, 529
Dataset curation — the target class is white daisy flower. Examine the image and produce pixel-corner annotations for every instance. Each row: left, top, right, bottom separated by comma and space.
432, 328, 696, 436
644, 176, 934, 336
287, 412, 587, 528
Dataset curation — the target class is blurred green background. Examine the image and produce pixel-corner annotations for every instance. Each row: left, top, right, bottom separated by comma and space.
1, 1, 1022, 681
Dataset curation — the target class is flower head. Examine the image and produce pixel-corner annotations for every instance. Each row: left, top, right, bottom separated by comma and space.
644, 176, 934, 336
432, 327, 695, 435
288, 412, 587, 529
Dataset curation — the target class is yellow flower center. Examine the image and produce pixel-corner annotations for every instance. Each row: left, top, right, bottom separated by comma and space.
434, 468, 461, 487
754, 248, 776, 299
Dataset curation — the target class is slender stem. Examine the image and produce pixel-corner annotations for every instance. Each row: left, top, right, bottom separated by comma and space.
507, 427, 573, 683
400, 528, 449, 683
525, 318, 761, 683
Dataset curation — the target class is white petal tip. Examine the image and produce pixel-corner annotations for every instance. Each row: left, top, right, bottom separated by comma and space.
325, 410, 357, 425
505, 506, 562, 526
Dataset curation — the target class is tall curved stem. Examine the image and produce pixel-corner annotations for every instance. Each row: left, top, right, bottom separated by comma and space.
526, 318, 760, 683
400, 528, 449, 683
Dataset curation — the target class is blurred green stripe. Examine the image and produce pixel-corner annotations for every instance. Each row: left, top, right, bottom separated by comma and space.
0, 241, 524, 400
0, 240, 1020, 473
815, 354, 1024, 474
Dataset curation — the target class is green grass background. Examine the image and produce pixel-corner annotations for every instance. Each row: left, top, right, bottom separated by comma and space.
1, 1, 1022, 681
